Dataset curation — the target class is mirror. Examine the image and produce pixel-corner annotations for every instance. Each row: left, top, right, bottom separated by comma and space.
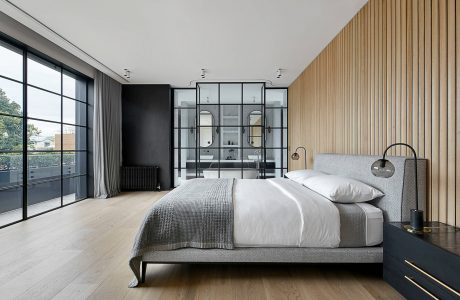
199, 111, 213, 147
248, 111, 262, 147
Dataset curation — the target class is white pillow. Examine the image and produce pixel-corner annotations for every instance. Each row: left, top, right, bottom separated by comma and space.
284, 169, 325, 184
302, 175, 384, 203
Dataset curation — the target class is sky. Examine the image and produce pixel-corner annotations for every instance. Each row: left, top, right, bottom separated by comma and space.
0, 42, 84, 141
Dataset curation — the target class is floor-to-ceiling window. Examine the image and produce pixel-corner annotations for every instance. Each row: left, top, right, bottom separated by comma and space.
0, 37, 89, 228
173, 84, 287, 186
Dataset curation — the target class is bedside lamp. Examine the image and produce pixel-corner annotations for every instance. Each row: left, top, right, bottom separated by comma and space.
291, 146, 307, 169
371, 143, 423, 232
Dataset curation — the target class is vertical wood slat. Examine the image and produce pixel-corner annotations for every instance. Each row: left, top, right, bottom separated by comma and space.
287, 0, 458, 226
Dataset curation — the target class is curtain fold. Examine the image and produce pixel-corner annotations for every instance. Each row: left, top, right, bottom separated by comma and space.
94, 71, 122, 198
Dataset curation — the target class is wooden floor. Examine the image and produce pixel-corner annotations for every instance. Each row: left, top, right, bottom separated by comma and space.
0, 192, 402, 300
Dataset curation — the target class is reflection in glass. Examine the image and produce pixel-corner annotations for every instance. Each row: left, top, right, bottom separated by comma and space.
27, 180, 61, 216
0, 77, 23, 115
27, 86, 61, 122
63, 176, 87, 205
248, 111, 262, 147
198, 111, 213, 147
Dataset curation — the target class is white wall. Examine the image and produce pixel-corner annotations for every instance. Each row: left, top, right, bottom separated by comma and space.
0, 11, 95, 78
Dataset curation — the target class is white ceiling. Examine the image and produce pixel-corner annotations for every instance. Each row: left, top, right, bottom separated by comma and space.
0, 0, 366, 87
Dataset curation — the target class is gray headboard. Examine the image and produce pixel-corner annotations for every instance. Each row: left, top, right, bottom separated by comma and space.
313, 154, 427, 222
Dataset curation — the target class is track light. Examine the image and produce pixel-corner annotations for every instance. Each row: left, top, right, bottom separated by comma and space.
123, 69, 131, 79
201, 68, 206, 79
276, 69, 282, 79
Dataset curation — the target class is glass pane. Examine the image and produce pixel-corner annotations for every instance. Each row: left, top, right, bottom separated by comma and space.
265, 129, 281, 148
266, 108, 282, 128
243, 83, 263, 104
27, 55, 61, 93
199, 126, 214, 147
221, 105, 240, 126
63, 71, 87, 102
27, 179, 61, 216
0, 40, 23, 81
198, 84, 218, 104
174, 89, 196, 107
220, 83, 242, 104
63, 152, 87, 177
28, 86, 61, 122
220, 126, 241, 148
283, 148, 288, 168
58, 125, 86, 151
174, 128, 196, 149
0, 77, 23, 116
0, 115, 23, 151
28, 120, 60, 151
63, 175, 87, 205
242, 105, 263, 126
0, 152, 23, 226
283, 108, 287, 128
0, 187, 22, 227
63, 98, 86, 125
266, 88, 287, 107
28, 152, 61, 180
174, 108, 196, 128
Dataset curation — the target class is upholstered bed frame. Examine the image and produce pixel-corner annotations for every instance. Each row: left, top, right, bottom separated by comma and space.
138, 154, 427, 283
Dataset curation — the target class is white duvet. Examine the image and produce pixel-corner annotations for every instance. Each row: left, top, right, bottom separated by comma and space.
233, 178, 341, 248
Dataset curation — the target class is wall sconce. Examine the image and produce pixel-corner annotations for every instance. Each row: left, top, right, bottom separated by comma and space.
291, 146, 307, 169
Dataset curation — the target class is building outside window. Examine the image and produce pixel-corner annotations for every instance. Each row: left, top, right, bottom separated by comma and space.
0, 37, 90, 228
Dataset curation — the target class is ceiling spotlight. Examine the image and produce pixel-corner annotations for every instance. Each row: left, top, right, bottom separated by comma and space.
123, 69, 131, 79
276, 69, 282, 79
201, 68, 206, 79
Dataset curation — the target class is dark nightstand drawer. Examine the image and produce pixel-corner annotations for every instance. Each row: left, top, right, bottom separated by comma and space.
384, 223, 460, 288
384, 253, 458, 299
384, 222, 460, 300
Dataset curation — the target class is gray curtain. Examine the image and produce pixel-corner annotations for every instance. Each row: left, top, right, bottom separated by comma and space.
94, 71, 122, 198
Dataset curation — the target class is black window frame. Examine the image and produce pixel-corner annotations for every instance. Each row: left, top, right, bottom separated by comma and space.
0, 33, 91, 229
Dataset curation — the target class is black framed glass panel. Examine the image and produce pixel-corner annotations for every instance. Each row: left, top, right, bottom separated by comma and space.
0, 36, 90, 227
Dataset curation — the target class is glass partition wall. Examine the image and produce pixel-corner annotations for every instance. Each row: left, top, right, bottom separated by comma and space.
0, 37, 89, 228
173, 83, 287, 186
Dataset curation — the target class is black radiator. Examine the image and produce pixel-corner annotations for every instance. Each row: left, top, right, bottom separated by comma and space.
120, 166, 159, 191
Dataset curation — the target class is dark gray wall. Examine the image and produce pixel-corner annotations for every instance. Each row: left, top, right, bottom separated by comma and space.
122, 84, 172, 190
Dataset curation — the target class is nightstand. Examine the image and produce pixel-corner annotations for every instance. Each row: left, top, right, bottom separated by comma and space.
383, 222, 460, 300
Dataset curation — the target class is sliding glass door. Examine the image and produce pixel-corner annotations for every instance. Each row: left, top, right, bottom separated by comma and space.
0, 37, 89, 228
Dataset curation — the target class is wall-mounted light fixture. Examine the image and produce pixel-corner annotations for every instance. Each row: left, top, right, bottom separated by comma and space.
201, 69, 206, 79
291, 146, 307, 169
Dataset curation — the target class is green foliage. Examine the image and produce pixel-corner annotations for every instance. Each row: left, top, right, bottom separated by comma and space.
0, 88, 40, 150
0, 153, 76, 171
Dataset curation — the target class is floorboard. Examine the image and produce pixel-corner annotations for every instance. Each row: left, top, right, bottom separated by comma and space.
0, 191, 402, 299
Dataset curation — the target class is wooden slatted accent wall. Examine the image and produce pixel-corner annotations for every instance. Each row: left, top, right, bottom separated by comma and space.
288, 0, 460, 226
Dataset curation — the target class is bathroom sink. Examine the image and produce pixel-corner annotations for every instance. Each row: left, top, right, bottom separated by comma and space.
200, 155, 214, 160
248, 155, 260, 160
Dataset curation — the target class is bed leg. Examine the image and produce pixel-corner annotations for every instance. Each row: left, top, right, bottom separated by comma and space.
141, 261, 147, 283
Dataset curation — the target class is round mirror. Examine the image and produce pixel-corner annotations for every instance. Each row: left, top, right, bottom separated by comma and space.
248, 111, 262, 147
198, 111, 213, 147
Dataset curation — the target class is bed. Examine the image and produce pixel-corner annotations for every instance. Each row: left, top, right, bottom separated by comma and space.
129, 154, 427, 287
